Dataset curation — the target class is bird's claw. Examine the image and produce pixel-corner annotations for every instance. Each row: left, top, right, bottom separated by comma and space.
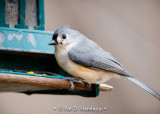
70, 80, 75, 90
65, 77, 83, 90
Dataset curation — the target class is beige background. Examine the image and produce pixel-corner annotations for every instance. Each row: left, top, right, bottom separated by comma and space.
0, 0, 160, 114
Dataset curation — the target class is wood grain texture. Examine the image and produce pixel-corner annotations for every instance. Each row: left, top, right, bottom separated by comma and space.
0, 73, 112, 92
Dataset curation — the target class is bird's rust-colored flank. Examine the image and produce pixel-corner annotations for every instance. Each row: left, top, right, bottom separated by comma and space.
68, 60, 118, 84
77, 65, 97, 72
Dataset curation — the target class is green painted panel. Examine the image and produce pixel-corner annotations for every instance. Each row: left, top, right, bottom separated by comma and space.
36, 0, 44, 30
15, 0, 28, 29
0, 27, 54, 54
0, 0, 9, 27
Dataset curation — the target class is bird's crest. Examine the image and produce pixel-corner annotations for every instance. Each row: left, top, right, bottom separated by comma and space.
55, 25, 70, 34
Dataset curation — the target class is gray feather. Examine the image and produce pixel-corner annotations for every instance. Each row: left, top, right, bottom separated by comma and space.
54, 25, 70, 35
124, 76, 160, 101
68, 38, 128, 76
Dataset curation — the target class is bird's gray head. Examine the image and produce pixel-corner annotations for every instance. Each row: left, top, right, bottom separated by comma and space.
48, 25, 85, 47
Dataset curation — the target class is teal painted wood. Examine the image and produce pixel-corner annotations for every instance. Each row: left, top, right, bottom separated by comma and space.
36, 0, 45, 30
0, 27, 54, 54
15, 0, 28, 29
0, 70, 99, 97
94, 84, 100, 96
0, 70, 66, 79
0, 0, 9, 27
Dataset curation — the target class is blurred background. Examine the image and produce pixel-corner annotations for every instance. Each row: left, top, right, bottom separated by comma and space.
0, 0, 160, 114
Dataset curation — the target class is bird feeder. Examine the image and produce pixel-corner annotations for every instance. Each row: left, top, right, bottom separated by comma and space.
0, 0, 111, 97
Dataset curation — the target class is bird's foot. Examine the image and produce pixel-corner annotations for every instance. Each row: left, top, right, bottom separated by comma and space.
65, 77, 83, 90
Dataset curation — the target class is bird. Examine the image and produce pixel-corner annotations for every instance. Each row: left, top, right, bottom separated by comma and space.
48, 25, 160, 101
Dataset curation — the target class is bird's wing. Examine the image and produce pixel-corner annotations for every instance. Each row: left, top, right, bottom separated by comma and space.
68, 41, 128, 76
68, 40, 160, 101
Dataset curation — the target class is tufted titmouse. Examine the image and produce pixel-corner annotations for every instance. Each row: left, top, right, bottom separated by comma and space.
49, 25, 160, 100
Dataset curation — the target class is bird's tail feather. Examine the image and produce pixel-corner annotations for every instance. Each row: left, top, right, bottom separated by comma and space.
124, 76, 160, 101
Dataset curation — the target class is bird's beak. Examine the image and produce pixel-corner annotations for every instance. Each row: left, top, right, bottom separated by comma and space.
48, 40, 58, 45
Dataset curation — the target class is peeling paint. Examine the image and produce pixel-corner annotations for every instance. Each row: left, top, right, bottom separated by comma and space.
0, 47, 5, 49
0, 32, 5, 47
7, 47, 12, 50
8, 33, 23, 40
46, 50, 52, 53
29, 49, 40, 52
28, 33, 36, 47
13, 48, 22, 51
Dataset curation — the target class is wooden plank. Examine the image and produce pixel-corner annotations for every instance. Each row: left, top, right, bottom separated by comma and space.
0, 73, 112, 92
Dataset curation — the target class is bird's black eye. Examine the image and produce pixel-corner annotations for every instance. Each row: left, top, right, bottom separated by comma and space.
62, 34, 66, 39
52, 34, 58, 40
